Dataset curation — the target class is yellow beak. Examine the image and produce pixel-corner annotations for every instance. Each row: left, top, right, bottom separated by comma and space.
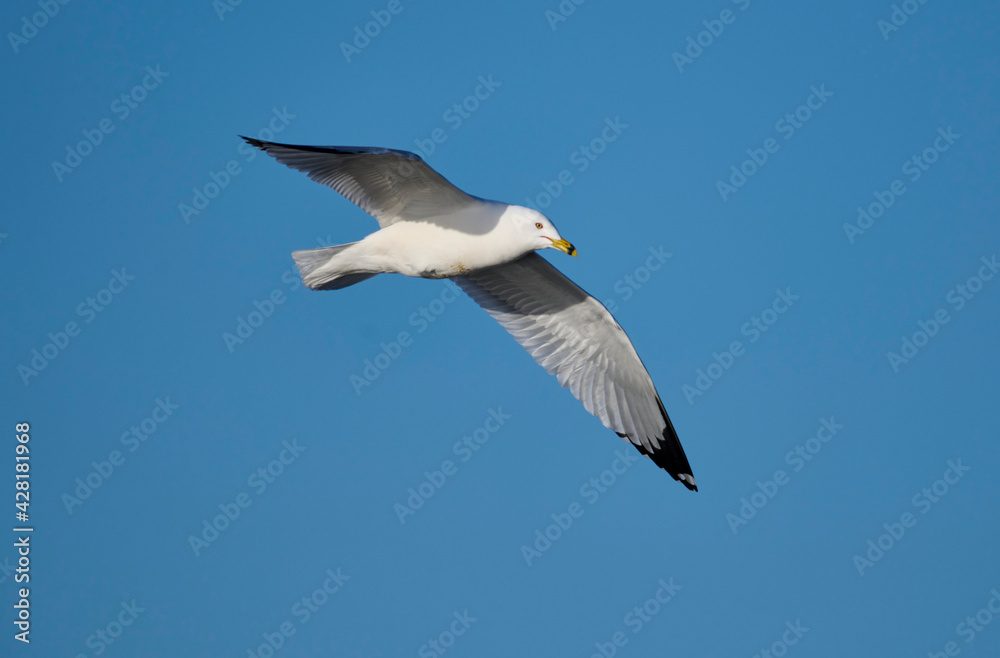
549, 238, 578, 257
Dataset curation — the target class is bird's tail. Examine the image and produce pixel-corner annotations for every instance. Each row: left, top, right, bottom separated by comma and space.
291, 242, 379, 290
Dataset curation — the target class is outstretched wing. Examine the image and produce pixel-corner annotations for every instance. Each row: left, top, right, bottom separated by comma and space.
453, 253, 696, 491
242, 138, 476, 227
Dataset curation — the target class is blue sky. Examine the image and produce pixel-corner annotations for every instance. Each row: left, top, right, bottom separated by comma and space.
2, 0, 999, 656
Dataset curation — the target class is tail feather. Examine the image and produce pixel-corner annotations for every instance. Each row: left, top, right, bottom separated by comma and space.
291, 243, 379, 290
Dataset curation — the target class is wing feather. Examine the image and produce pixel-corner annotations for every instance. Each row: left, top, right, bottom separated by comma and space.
241, 138, 476, 227
453, 252, 696, 491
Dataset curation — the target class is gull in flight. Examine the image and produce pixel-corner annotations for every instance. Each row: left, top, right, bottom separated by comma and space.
242, 137, 697, 491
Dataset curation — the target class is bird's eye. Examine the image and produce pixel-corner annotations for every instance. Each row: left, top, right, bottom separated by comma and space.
535, 222, 543, 229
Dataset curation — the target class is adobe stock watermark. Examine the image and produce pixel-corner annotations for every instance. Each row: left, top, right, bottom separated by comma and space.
852, 458, 970, 577
843, 127, 960, 244
12, 544, 29, 643
222, 235, 334, 354
886, 254, 997, 372
187, 438, 306, 557
349, 279, 463, 394
213, 0, 246, 21
672, 0, 752, 73
544, 0, 587, 31
244, 567, 350, 657
179, 107, 296, 224
74, 600, 145, 658
716, 84, 833, 202
877, 0, 931, 41
725, 417, 845, 534
62, 397, 180, 515
600, 245, 672, 314
412, 75, 501, 158
749, 620, 810, 658
7, 0, 74, 54
682, 287, 799, 405
522, 117, 628, 212
18, 268, 136, 386
417, 610, 477, 658
340, 0, 415, 63
51, 66, 169, 182
519, 449, 640, 566
394, 408, 511, 523
587, 578, 681, 658
926, 587, 1000, 658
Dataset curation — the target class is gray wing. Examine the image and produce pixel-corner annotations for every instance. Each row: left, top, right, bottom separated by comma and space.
453, 253, 696, 491
241, 138, 476, 227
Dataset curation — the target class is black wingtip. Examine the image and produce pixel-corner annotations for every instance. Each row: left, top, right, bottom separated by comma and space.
654, 396, 697, 491
621, 435, 697, 491
240, 135, 266, 149
649, 447, 698, 492
619, 396, 698, 492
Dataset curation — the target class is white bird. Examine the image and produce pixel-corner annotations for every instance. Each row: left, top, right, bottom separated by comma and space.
243, 137, 697, 491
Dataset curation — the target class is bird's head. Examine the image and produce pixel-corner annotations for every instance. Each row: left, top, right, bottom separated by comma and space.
513, 206, 577, 257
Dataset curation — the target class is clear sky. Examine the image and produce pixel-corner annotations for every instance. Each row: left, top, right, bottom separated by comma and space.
2, 1, 999, 656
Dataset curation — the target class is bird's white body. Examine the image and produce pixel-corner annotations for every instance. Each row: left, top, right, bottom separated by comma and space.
324, 201, 528, 279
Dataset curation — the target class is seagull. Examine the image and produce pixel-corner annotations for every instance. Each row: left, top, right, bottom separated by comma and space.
242, 137, 697, 491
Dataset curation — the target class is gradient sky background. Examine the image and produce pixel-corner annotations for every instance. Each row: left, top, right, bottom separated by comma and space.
2, 1, 999, 656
